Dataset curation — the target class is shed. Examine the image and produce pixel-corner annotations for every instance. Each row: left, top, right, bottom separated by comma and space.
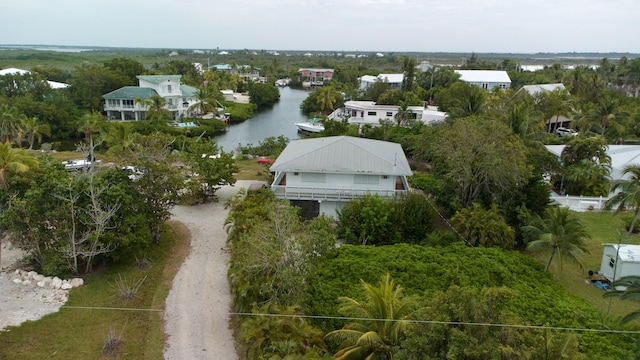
599, 244, 640, 282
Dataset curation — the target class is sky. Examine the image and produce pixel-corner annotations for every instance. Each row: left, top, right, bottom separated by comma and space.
1, 0, 639, 53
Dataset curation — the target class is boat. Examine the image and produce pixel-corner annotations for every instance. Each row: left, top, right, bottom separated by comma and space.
294, 118, 324, 133
63, 159, 93, 171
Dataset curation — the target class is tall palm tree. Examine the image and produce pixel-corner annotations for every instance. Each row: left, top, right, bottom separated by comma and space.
23, 116, 51, 150
78, 111, 105, 164
316, 86, 339, 112
0, 141, 38, 189
523, 206, 590, 272
135, 95, 172, 121
603, 275, 640, 323
324, 273, 418, 360
187, 87, 217, 117
589, 95, 621, 137
105, 122, 135, 156
604, 164, 640, 242
504, 103, 544, 139
0, 104, 26, 144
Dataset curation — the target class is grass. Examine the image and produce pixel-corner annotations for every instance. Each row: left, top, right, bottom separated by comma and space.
0, 221, 191, 360
234, 159, 271, 181
528, 210, 640, 320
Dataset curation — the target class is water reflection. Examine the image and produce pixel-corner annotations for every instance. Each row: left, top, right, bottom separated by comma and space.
214, 87, 310, 151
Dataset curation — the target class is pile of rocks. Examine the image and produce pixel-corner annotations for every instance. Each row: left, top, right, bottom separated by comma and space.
10, 270, 84, 290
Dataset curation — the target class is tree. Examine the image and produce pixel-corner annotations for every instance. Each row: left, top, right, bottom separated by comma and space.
603, 276, 640, 323
187, 86, 218, 117
0, 141, 38, 189
588, 93, 622, 137
536, 89, 572, 133
523, 206, 590, 272
452, 203, 516, 249
559, 136, 611, 196
503, 102, 544, 139
400, 56, 417, 93
182, 139, 239, 203
0, 104, 26, 144
604, 164, 640, 242
105, 122, 135, 156
248, 83, 280, 107
135, 95, 172, 121
316, 86, 340, 112
324, 273, 418, 360
78, 111, 105, 164
22, 116, 51, 150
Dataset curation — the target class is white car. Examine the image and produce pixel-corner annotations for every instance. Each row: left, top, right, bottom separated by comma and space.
555, 127, 578, 137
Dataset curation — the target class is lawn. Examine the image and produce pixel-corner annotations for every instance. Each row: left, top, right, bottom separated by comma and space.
234, 158, 272, 181
0, 221, 190, 360
529, 210, 640, 320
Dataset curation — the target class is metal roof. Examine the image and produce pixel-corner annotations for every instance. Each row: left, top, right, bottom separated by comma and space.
180, 84, 198, 97
270, 136, 412, 176
102, 86, 158, 99
603, 244, 640, 263
136, 75, 182, 84
455, 70, 511, 83
520, 83, 566, 96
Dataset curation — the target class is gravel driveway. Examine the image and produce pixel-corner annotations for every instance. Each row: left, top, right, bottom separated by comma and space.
164, 181, 254, 360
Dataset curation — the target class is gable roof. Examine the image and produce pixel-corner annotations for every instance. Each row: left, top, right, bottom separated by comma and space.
102, 86, 159, 99
270, 136, 412, 176
136, 75, 182, 84
455, 70, 511, 83
180, 84, 198, 97
520, 83, 566, 96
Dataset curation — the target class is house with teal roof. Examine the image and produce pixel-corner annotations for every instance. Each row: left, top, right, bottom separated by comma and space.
102, 75, 198, 121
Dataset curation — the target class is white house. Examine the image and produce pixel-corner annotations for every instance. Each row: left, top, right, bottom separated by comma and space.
358, 73, 404, 91
329, 100, 447, 126
600, 244, 640, 282
270, 136, 412, 217
102, 75, 198, 121
455, 70, 511, 91
546, 145, 640, 182
0, 67, 69, 89
519, 83, 566, 97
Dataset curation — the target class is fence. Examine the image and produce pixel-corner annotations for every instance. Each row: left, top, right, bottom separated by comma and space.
551, 194, 609, 212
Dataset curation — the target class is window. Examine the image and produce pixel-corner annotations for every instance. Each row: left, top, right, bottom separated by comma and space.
167, 85, 172, 93
354, 174, 379, 185
107, 99, 120, 107
609, 258, 615, 268
367, 111, 377, 116
301, 173, 326, 183
482, 83, 489, 89
386, 112, 393, 117
122, 99, 134, 108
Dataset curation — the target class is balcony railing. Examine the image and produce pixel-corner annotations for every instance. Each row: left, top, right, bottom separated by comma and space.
271, 185, 407, 201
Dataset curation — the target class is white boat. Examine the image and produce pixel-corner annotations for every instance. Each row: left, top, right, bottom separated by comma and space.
63, 159, 93, 171
295, 119, 324, 133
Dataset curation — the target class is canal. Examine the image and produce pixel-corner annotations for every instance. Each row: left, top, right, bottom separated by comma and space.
214, 87, 311, 151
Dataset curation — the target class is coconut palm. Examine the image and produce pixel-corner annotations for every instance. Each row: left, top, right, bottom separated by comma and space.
504, 103, 544, 139
604, 164, 640, 242
105, 122, 135, 156
603, 276, 640, 323
0, 104, 26, 144
23, 116, 51, 150
523, 206, 590, 272
0, 141, 39, 189
78, 111, 105, 164
316, 86, 339, 112
135, 95, 172, 121
589, 95, 621, 137
324, 273, 418, 360
187, 87, 217, 117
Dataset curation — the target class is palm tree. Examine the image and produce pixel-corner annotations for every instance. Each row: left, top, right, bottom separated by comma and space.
604, 164, 640, 242
23, 116, 51, 150
523, 206, 590, 272
135, 95, 172, 121
504, 103, 544, 139
0, 104, 26, 144
78, 111, 105, 164
604, 276, 640, 323
316, 86, 339, 113
589, 95, 621, 137
0, 141, 39, 189
324, 273, 418, 360
187, 87, 217, 117
105, 122, 135, 156
394, 104, 414, 127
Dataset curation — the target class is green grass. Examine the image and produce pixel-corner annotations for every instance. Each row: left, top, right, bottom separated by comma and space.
234, 159, 271, 181
529, 210, 640, 320
0, 221, 190, 360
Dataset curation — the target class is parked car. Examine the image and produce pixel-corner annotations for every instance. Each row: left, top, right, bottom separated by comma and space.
555, 127, 578, 137
257, 157, 275, 164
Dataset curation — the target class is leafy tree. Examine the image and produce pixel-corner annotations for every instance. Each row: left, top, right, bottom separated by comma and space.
182, 139, 238, 203
78, 111, 105, 163
400, 56, 417, 93
434, 81, 486, 118
502, 102, 544, 139
523, 206, 590, 272
588, 92, 623, 137
103, 57, 146, 84
535, 89, 572, 133
325, 273, 417, 360
68, 64, 129, 111
604, 164, 640, 241
559, 136, 610, 196
452, 203, 515, 249
248, 82, 280, 107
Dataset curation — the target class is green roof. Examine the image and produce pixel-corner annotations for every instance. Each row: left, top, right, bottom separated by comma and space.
136, 75, 182, 84
180, 84, 198, 97
102, 86, 158, 99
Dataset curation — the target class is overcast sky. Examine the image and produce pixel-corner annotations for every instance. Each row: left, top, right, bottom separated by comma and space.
1, 0, 639, 53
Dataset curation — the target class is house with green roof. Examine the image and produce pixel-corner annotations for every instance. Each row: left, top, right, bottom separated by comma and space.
102, 75, 198, 121
269, 136, 412, 217
209, 64, 263, 83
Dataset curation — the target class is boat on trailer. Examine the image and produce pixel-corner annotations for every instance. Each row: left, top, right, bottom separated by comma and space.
294, 118, 324, 133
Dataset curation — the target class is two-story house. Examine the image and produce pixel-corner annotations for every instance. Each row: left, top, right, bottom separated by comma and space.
329, 100, 447, 126
270, 136, 412, 217
103, 75, 198, 121
454, 70, 511, 91
298, 68, 334, 86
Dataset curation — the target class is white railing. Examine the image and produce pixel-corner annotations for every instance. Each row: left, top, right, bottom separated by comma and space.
551, 194, 609, 212
271, 185, 407, 201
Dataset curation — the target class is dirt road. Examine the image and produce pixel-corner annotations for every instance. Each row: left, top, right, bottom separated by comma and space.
164, 181, 254, 360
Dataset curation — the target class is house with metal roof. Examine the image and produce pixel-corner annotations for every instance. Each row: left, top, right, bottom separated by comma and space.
102, 75, 198, 121
519, 83, 566, 97
270, 136, 412, 217
358, 73, 404, 91
454, 70, 511, 91
210, 64, 263, 82
329, 100, 447, 126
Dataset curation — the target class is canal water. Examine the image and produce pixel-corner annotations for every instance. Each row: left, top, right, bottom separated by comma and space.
214, 87, 311, 151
